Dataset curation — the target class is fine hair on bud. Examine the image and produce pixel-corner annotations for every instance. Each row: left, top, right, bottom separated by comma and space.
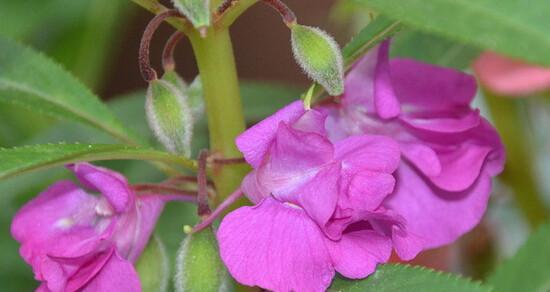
291, 25, 344, 96
171, 0, 211, 30
175, 228, 232, 292
146, 79, 194, 157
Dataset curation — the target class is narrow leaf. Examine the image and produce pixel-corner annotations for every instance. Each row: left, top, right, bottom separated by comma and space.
0, 37, 138, 144
487, 223, 550, 292
329, 264, 491, 292
356, 0, 550, 65
171, 0, 211, 30
0, 143, 197, 180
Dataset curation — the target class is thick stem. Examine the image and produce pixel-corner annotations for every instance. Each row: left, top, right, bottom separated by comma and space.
484, 90, 548, 228
189, 28, 250, 208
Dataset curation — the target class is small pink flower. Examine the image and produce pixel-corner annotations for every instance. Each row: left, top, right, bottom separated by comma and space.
11, 163, 171, 292
218, 101, 403, 291
473, 51, 550, 96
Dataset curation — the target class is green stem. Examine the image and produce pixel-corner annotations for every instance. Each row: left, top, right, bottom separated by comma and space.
189, 28, 250, 207
483, 90, 548, 228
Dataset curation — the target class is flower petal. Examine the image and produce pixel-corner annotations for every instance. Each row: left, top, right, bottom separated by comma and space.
68, 163, 132, 213
335, 135, 400, 174
346, 171, 396, 211
400, 143, 441, 177
236, 101, 305, 168
373, 40, 401, 119
390, 59, 477, 110
80, 249, 141, 292
325, 230, 392, 278
241, 171, 268, 204
386, 162, 493, 250
217, 198, 335, 292
257, 122, 334, 197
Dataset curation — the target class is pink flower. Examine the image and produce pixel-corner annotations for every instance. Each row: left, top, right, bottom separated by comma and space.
473, 51, 550, 96
11, 163, 171, 292
218, 101, 404, 291
322, 40, 505, 253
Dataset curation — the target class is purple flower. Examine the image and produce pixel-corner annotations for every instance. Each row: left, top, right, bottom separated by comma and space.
218, 101, 403, 291
11, 163, 170, 292
322, 40, 505, 253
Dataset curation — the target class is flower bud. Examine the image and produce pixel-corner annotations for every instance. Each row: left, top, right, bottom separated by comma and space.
162, 69, 188, 90
172, 0, 211, 32
175, 228, 232, 292
136, 236, 169, 292
291, 24, 344, 96
187, 76, 205, 119
146, 79, 193, 157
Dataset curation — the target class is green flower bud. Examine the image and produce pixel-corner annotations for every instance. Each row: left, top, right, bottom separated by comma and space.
162, 69, 188, 91
172, 0, 211, 32
175, 228, 232, 292
146, 79, 193, 157
136, 236, 169, 292
290, 24, 344, 96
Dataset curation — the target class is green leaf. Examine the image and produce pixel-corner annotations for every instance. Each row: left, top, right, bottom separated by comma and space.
487, 223, 550, 292
391, 30, 480, 69
0, 37, 138, 144
175, 228, 232, 292
0, 143, 197, 180
329, 264, 491, 292
355, 0, 550, 65
136, 236, 170, 292
342, 15, 401, 69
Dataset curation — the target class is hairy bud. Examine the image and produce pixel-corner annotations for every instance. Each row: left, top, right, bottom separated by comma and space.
175, 228, 232, 292
291, 25, 344, 96
136, 236, 169, 292
172, 0, 211, 33
146, 79, 193, 157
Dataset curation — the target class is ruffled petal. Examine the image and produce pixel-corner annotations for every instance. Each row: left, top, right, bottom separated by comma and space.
68, 163, 133, 213
217, 198, 335, 292
346, 171, 396, 211
80, 249, 141, 292
400, 109, 481, 134
325, 230, 392, 278
373, 40, 401, 119
236, 101, 305, 168
386, 162, 493, 250
257, 122, 334, 197
390, 59, 477, 110
335, 135, 400, 174
400, 143, 441, 177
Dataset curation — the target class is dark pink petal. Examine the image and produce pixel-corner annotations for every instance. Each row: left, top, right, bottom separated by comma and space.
62, 248, 114, 292
373, 40, 401, 119
343, 47, 378, 110
335, 135, 400, 174
68, 163, 133, 213
325, 230, 392, 278
473, 52, 550, 96
241, 171, 268, 204
400, 109, 481, 134
257, 122, 334, 198
346, 171, 396, 211
236, 101, 305, 168
390, 59, 477, 110
218, 198, 335, 292
400, 143, 441, 177
429, 144, 492, 192
80, 250, 141, 292
386, 162, 493, 250
291, 164, 341, 229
